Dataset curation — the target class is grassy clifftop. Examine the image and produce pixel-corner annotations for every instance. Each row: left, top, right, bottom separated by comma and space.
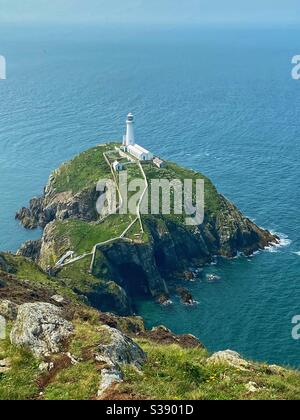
50, 144, 118, 194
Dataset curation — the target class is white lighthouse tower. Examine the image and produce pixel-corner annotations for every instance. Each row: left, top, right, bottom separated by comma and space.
123, 112, 135, 146
122, 112, 154, 161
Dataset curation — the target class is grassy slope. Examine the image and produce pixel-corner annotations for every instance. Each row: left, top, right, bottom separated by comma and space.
51, 144, 118, 194
1, 317, 300, 400
0, 253, 77, 300
1, 252, 299, 401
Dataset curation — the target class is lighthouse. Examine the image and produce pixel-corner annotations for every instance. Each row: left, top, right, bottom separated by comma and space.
122, 112, 154, 161
124, 112, 135, 146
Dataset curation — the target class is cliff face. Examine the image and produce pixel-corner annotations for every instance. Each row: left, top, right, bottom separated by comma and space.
16, 144, 279, 314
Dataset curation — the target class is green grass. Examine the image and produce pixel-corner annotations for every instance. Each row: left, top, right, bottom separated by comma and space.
2, 253, 51, 284
2, 316, 300, 400
51, 143, 119, 194
56, 256, 102, 292
69, 321, 112, 359
119, 340, 300, 400
0, 328, 40, 400
43, 361, 99, 400
54, 215, 134, 255
143, 161, 222, 220
0, 253, 78, 301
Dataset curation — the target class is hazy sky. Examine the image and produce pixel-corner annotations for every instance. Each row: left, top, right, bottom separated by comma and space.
0, 0, 299, 24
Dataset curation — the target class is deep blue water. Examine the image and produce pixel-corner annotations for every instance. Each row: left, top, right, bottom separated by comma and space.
0, 24, 300, 367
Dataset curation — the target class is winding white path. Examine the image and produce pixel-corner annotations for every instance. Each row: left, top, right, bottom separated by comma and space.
55, 147, 148, 273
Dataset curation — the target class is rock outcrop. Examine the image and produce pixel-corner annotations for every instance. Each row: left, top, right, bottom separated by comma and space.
95, 326, 147, 369
140, 325, 203, 349
16, 240, 41, 260
0, 300, 19, 321
207, 350, 252, 371
16, 187, 99, 229
10, 302, 74, 357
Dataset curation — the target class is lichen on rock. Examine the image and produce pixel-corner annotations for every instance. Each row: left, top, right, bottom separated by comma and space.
10, 302, 74, 357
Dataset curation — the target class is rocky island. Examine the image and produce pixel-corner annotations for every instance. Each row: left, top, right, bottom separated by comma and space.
15, 143, 278, 315
2, 141, 297, 401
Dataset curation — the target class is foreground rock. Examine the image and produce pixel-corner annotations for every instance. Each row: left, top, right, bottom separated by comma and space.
96, 326, 147, 369
10, 302, 74, 357
0, 300, 19, 320
0, 358, 11, 374
207, 350, 251, 371
95, 326, 147, 397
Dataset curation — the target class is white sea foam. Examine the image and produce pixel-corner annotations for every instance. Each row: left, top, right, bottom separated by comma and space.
293, 251, 300, 257
206, 274, 221, 282
266, 232, 292, 253
161, 299, 173, 306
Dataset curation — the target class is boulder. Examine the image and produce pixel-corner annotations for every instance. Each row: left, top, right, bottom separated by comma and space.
10, 302, 74, 357
0, 300, 19, 320
98, 367, 123, 397
95, 326, 147, 369
95, 326, 146, 398
245, 381, 259, 393
207, 350, 251, 371
0, 358, 11, 374
51, 295, 65, 304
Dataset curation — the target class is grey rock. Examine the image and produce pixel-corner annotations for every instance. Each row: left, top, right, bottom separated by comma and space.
96, 326, 147, 369
0, 358, 11, 374
38, 361, 54, 372
0, 300, 19, 320
95, 326, 146, 396
51, 295, 65, 304
268, 364, 285, 376
245, 381, 259, 393
10, 302, 74, 357
98, 367, 123, 397
207, 349, 251, 371
16, 240, 42, 261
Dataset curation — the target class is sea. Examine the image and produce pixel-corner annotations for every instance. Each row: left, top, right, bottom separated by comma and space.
0, 23, 299, 367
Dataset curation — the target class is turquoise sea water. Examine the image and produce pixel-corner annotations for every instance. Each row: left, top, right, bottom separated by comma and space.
0, 24, 299, 367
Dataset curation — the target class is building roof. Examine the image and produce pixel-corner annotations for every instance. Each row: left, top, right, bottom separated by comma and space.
113, 160, 122, 167
153, 157, 165, 164
128, 144, 151, 155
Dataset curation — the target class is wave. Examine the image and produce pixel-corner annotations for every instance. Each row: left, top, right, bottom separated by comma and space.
293, 251, 300, 257
266, 232, 292, 253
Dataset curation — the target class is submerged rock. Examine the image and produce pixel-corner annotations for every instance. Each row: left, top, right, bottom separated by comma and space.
10, 302, 74, 357
176, 287, 195, 305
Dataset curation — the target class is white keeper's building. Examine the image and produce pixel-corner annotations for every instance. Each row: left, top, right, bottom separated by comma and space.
122, 113, 153, 161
